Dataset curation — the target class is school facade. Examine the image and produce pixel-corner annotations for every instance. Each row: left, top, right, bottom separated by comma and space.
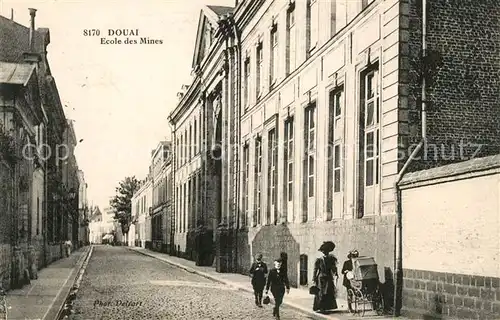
168, 0, 500, 318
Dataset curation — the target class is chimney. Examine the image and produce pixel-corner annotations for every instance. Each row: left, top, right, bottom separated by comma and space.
29, 8, 37, 51
11, 8, 14, 20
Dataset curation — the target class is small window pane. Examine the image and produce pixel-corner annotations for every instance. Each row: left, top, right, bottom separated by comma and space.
367, 73, 374, 98
334, 145, 340, 168
366, 132, 374, 158
334, 170, 341, 192
335, 93, 342, 116
308, 155, 314, 175
288, 141, 293, 158
375, 157, 379, 185
334, 118, 341, 138
310, 108, 315, 128
366, 101, 374, 127
366, 159, 374, 186
309, 130, 315, 150
288, 182, 293, 201
288, 163, 293, 181
308, 177, 314, 197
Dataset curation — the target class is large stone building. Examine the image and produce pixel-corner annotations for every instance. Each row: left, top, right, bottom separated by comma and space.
168, 4, 236, 266
169, 0, 499, 318
88, 206, 103, 244
62, 119, 80, 247
150, 141, 173, 253
77, 170, 89, 246
131, 172, 152, 248
0, 8, 83, 290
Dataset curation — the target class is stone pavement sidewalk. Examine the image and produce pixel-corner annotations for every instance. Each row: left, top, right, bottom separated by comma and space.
4, 246, 92, 320
130, 247, 397, 320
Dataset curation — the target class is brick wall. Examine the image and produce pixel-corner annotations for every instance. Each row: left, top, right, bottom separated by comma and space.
403, 0, 500, 171
400, 155, 500, 318
403, 269, 500, 319
45, 243, 61, 265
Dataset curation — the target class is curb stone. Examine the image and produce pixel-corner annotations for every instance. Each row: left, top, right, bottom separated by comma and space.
55, 245, 94, 320
129, 248, 344, 320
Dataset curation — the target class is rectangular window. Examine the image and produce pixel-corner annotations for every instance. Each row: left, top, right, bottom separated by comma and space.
177, 185, 181, 232
330, 0, 337, 37
242, 144, 250, 227
270, 25, 278, 86
189, 125, 192, 159
184, 182, 187, 232
286, 6, 296, 75
364, 70, 380, 187
357, 66, 380, 218
306, 0, 319, 53
179, 136, 182, 166
284, 118, 294, 203
244, 57, 250, 108
327, 87, 344, 217
184, 130, 188, 164
267, 128, 278, 224
304, 103, 316, 201
193, 120, 197, 155
176, 138, 180, 168
254, 137, 262, 225
256, 42, 263, 99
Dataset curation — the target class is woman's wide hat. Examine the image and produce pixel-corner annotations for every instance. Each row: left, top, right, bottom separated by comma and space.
318, 241, 336, 253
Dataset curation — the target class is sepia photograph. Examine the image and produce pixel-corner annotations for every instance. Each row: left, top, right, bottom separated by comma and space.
0, 0, 499, 319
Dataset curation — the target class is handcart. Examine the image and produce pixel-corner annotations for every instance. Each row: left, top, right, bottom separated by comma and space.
346, 256, 384, 316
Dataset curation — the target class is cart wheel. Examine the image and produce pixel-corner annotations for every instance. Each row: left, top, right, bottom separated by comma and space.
354, 288, 365, 317
373, 290, 385, 315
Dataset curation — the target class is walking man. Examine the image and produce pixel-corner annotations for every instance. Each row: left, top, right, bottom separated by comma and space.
249, 253, 268, 307
265, 258, 290, 319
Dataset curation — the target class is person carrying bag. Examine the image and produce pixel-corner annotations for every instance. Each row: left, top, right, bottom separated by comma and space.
264, 258, 290, 319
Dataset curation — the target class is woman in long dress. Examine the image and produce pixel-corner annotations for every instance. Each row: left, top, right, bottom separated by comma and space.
312, 242, 338, 313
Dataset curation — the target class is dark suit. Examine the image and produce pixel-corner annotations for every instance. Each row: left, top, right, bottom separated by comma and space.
265, 268, 290, 318
249, 261, 268, 305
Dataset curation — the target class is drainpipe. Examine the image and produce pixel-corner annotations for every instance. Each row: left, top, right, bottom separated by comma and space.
393, 0, 427, 316
229, 14, 242, 272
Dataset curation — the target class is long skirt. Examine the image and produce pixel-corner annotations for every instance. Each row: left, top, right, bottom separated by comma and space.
313, 276, 338, 311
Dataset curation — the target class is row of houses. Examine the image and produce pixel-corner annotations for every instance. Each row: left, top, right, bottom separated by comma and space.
130, 0, 499, 318
0, 9, 90, 291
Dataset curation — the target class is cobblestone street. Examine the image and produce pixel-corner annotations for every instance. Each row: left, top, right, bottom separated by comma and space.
70, 246, 321, 319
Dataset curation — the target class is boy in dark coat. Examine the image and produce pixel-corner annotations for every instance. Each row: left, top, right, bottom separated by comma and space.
249, 253, 268, 306
265, 258, 290, 319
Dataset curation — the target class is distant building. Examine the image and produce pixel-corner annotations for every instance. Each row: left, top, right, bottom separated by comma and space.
131, 174, 152, 248
77, 170, 89, 246
150, 141, 173, 253
88, 206, 103, 244
0, 7, 73, 289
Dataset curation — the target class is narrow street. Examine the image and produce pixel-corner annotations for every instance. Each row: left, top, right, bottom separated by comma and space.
69, 246, 321, 319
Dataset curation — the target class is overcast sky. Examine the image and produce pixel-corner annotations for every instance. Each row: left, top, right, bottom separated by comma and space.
0, 0, 233, 209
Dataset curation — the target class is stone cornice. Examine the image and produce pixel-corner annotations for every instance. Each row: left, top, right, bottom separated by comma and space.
234, 0, 266, 34
400, 154, 500, 189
